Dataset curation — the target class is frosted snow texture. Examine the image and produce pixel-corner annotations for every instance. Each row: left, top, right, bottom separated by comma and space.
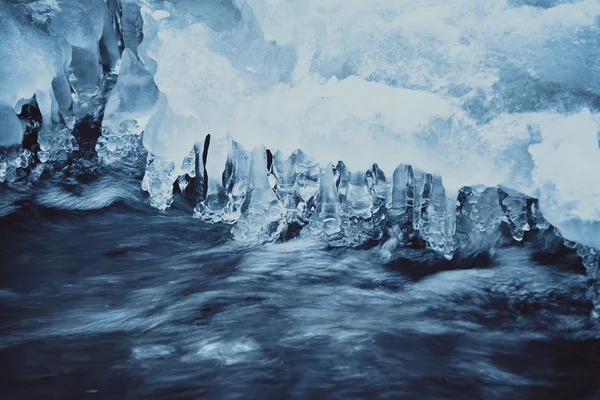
136, 0, 600, 251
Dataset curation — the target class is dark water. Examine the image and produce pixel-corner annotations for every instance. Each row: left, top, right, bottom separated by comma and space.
1, 203, 600, 400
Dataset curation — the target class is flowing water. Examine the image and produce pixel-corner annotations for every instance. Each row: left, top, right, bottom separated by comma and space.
1, 197, 600, 399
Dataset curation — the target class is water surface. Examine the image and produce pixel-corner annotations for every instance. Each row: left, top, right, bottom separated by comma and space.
1, 205, 599, 399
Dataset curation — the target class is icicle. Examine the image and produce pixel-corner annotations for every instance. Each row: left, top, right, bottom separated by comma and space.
443, 191, 459, 260
194, 135, 228, 223
422, 175, 442, 250
142, 153, 176, 210
420, 176, 458, 259
409, 166, 427, 231
530, 200, 550, 231
312, 163, 342, 236
233, 146, 285, 242
273, 151, 304, 223
500, 188, 530, 241
335, 161, 351, 202
176, 149, 194, 186
222, 138, 250, 223
382, 163, 410, 251
388, 164, 409, 225
340, 169, 376, 246
469, 186, 503, 234
295, 150, 320, 202
175, 143, 205, 206
421, 173, 433, 211
421, 175, 445, 252
369, 164, 387, 210
368, 164, 388, 237
195, 179, 228, 222
273, 151, 297, 205
343, 171, 372, 220
121, 1, 144, 56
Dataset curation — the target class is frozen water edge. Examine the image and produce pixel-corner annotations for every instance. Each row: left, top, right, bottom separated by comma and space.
0, 0, 599, 310
129, 0, 600, 256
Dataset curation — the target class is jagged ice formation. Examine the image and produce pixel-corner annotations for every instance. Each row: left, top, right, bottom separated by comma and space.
129, 0, 600, 253
0, 0, 599, 296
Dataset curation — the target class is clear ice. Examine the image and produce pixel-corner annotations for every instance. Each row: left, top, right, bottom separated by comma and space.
1, 0, 600, 269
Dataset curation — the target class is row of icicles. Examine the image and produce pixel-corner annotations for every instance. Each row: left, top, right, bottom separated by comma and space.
141, 135, 551, 261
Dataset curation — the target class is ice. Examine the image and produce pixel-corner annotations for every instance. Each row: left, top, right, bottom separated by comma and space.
0, 3, 74, 160
129, 0, 600, 253
194, 134, 230, 222
46, 0, 120, 86
2, 0, 598, 258
0, 0, 127, 167
112, 0, 145, 57
0, 147, 33, 184
313, 163, 342, 236
420, 176, 447, 254
339, 170, 374, 245
98, 48, 159, 162
500, 188, 531, 241
11, 0, 120, 100
246, 0, 600, 101
0, 105, 23, 148
273, 150, 303, 226
232, 146, 286, 242
141, 153, 177, 210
